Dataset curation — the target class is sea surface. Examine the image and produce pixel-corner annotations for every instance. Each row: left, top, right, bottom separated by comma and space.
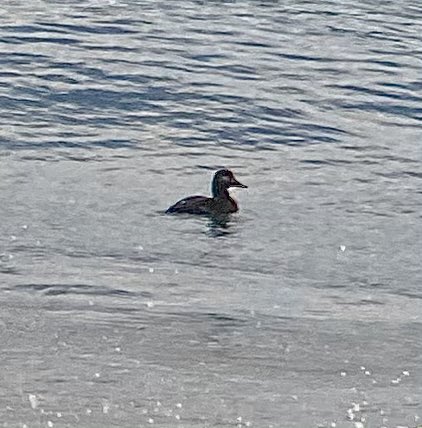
0, 1, 421, 427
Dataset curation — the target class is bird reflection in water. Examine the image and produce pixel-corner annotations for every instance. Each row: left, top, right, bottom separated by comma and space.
206, 214, 233, 237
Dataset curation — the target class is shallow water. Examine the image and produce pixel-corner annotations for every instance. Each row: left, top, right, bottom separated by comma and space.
0, 1, 421, 427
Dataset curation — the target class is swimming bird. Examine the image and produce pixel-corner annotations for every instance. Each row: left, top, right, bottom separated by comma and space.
166, 169, 247, 215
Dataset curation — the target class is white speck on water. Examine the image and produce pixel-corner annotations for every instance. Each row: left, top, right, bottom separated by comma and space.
88, 300, 94, 306
28, 394, 38, 409
175, 414, 180, 420
148, 418, 154, 424
156, 401, 161, 407
10, 235, 17, 241
8, 254, 14, 259
372, 379, 377, 384
149, 267, 154, 273
362, 400, 368, 406
347, 408, 355, 420
354, 422, 364, 428
94, 373, 100, 378
136, 245, 144, 251
291, 395, 298, 401
360, 366, 365, 371
57, 412, 62, 418
341, 371, 347, 377
402, 370, 410, 376
22, 224, 28, 230
364, 370, 371, 376
176, 403, 182, 409
175, 268, 179, 274
146, 301, 154, 308
352, 403, 360, 412
391, 378, 401, 385
236, 416, 242, 423
102, 401, 110, 414
47, 422, 53, 428
331, 423, 337, 428
115, 347, 121, 352
86, 408, 92, 415
340, 245, 346, 252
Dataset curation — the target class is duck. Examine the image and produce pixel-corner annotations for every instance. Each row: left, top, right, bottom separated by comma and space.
166, 169, 247, 215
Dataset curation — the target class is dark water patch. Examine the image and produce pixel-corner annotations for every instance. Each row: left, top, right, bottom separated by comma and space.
334, 101, 422, 120
328, 83, 422, 102
157, 310, 249, 328
300, 159, 330, 167
2, 24, 44, 34
256, 105, 305, 120
0, 71, 21, 78
353, 177, 376, 184
47, 88, 153, 111
234, 40, 275, 49
39, 21, 138, 35
381, 120, 422, 128
1, 138, 141, 151
81, 44, 138, 53
393, 290, 422, 300
0, 265, 20, 275
190, 53, 229, 63
404, 171, 422, 179
35, 73, 80, 85
1, 36, 80, 45
7, 283, 148, 298
335, 298, 386, 307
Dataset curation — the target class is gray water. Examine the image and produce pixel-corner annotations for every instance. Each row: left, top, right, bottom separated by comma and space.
0, 1, 421, 427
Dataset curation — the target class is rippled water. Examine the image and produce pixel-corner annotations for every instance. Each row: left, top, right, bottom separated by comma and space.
1, 1, 421, 427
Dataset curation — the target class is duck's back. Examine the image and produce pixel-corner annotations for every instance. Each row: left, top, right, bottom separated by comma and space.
166, 195, 212, 215
166, 195, 238, 215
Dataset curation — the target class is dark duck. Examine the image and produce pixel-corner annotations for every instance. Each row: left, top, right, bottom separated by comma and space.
166, 169, 247, 215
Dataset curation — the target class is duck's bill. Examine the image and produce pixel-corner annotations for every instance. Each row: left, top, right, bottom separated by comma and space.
230, 178, 248, 188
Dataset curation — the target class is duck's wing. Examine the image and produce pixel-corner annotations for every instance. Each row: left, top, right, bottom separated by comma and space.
166, 195, 212, 215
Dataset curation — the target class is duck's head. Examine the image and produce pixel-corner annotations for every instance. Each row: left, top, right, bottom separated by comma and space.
212, 169, 247, 197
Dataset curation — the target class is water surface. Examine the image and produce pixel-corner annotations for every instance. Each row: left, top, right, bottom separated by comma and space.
0, 1, 421, 427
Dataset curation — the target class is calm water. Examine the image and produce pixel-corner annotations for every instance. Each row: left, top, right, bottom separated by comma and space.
0, 1, 421, 427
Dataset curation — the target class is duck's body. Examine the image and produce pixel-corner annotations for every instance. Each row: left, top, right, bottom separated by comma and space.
166, 169, 247, 216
